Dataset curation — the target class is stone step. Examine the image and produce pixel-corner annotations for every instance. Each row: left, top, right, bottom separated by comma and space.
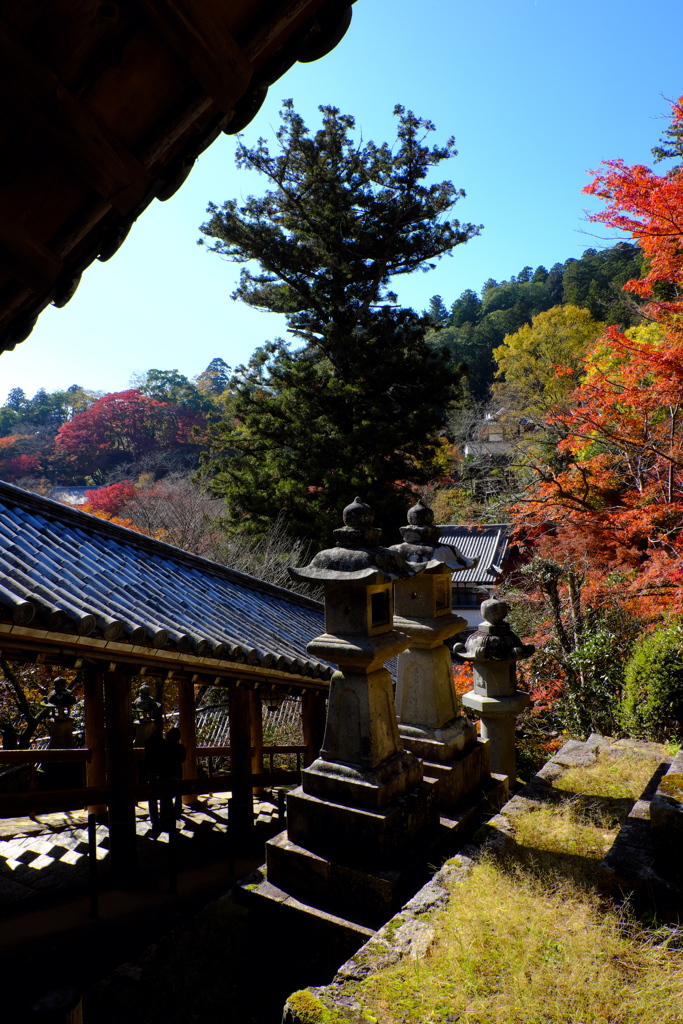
600, 749, 683, 916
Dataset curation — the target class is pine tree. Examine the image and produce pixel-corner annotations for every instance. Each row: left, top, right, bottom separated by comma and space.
199, 102, 480, 544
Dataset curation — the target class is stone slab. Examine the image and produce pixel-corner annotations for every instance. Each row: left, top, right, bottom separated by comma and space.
461, 690, 530, 718
265, 830, 430, 928
240, 875, 375, 944
422, 739, 489, 809
398, 716, 477, 764
286, 780, 439, 866
301, 749, 423, 810
650, 751, 683, 879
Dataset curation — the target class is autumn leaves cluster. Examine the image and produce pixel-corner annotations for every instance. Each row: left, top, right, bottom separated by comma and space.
503, 96, 683, 618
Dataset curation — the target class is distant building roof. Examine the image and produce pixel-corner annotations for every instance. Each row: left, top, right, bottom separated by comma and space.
0, 481, 330, 683
193, 696, 304, 746
436, 524, 510, 586
463, 440, 511, 458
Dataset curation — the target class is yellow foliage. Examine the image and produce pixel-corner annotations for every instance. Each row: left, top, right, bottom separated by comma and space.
493, 305, 604, 418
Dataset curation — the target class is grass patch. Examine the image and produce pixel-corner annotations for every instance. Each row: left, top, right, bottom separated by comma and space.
499, 748, 665, 890
350, 859, 683, 1024
553, 751, 661, 801
510, 803, 618, 871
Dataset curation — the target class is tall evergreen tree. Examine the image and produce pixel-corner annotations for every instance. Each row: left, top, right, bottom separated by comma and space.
199, 102, 480, 544
426, 295, 451, 328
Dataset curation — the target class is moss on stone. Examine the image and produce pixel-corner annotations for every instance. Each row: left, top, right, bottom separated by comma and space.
659, 772, 683, 802
286, 989, 345, 1024
382, 916, 404, 943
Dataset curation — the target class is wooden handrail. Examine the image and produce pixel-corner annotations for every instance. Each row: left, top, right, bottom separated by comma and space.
0, 743, 308, 763
0, 748, 92, 764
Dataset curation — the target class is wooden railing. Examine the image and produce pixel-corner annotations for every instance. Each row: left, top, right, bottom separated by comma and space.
0, 743, 309, 816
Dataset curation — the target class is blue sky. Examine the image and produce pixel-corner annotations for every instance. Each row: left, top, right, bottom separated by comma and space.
2, 0, 682, 403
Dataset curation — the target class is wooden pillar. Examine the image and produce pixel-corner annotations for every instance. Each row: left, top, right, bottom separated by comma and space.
103, 669, 137, 886
177, 679, 198, 806
228, 680, 253, 836
302, 688, 327, 768
250, 690, 264, 797
84, 668, 106, 816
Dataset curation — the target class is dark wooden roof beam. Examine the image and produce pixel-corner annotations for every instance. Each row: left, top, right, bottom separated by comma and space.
136, 0, 253, 113
0, 17, 152, 216
0, 212, 63, 291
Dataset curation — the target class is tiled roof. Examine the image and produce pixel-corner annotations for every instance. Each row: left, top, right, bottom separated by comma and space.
193, 696, 305, 746
0, 482, 330, 680
436, 524, 510, 585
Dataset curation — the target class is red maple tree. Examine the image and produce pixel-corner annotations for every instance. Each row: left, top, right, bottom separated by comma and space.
514, 96, 683, 614
54, 389, 206, 477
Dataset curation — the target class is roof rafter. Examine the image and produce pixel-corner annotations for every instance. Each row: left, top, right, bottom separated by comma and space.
0, 16, 152, 216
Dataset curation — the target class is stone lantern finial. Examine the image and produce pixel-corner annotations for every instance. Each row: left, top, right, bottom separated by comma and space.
289, 498, 419, 582
389, 498, 477, 570
406, 497, 434, 527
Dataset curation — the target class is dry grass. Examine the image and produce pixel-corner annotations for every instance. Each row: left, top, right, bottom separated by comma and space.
553, 751, 662, 801
511, 802, 619, 864
338, 745, 683, 1023
353, 859, 683, 1024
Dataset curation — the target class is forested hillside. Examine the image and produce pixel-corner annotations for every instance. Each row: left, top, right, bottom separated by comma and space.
0, 242, 644, 492
424, 241, 644, 400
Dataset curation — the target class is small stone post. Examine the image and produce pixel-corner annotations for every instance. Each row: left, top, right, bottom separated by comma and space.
455, 599, 534, 785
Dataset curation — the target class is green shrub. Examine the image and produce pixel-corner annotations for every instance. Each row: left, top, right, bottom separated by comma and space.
621, 620, 683, 741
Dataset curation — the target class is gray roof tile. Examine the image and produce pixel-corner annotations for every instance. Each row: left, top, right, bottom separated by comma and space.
0, 481, 330, 678
437, 523, 510, 585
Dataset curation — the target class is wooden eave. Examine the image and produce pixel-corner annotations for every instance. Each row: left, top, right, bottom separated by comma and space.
0, 0, 354, 353
0, 481, 332, 683
0, 622, 330, 690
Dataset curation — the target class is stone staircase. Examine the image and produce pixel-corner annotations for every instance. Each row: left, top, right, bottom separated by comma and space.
600, 747, 683, 917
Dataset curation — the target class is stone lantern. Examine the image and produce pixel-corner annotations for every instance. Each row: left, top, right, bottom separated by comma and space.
390, 499, 503, 816
133, 682, 160, 745
43, 677, 77, 749
455, 598, 535, 784
261, 498, 440, 927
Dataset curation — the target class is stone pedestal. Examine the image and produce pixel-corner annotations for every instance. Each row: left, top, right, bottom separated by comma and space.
266, 624, 439, 926
461, 690, 529, 783
258, 498, 441, 928
390, 504, 499, 817
48, 716, 75, 749
134, 719, 155, 746
393, 576, 488, 813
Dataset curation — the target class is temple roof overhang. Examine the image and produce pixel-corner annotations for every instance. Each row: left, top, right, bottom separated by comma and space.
0, 481, 330, 686
0, 0, 354, 354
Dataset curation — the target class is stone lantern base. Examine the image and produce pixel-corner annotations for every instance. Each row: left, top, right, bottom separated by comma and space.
263, 772, 439, 927
461, 690, 530, 784
399, 715, 508, 828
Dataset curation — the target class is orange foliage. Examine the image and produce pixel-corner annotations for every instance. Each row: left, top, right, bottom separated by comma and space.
584, 95, 683, 320
453, 660, 473, 698
514, 97, 683, 614
80, 507, 143, 532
